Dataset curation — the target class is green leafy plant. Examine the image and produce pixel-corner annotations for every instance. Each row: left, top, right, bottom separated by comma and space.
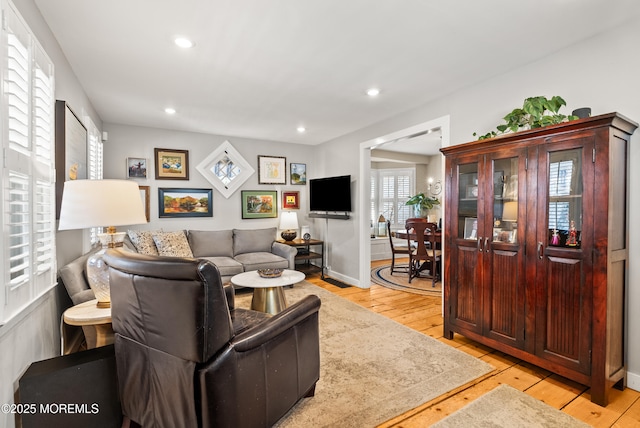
405, 193, 440, 210
474, 96, 579, 140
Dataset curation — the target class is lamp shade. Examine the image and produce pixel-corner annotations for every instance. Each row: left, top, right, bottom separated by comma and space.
502, 201, 518, 222
58, 179, 147, 230
279, 211, 299, 230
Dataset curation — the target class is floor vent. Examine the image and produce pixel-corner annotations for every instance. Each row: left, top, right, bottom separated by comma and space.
323, 277, 352, 288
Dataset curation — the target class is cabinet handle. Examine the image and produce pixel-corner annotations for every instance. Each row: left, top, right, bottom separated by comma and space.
537, 242, 544, 259
485, 237, 490, 253
478, 237, 483, 252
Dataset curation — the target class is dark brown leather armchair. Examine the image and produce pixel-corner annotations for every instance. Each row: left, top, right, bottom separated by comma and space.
104, 248, 321, 428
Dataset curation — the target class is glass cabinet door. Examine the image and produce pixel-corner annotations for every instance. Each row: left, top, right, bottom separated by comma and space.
492, 157, 519, 244
457, 163, 479, 240
547, 149, 582, 248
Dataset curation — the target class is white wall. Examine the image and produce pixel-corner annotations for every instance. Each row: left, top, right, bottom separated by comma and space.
317, 16, 640, 389
102, 123, 322, 238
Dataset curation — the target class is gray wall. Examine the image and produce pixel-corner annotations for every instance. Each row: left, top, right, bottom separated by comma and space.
316, 15, 640, 390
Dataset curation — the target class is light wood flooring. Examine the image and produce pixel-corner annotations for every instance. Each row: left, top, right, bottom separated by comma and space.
305, 258, 640, 427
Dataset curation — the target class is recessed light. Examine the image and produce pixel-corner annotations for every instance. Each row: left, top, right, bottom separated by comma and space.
297, 126, 306, 133
164, 107, 176, 115
174, 37, 194, 48
366, 88, 380, 97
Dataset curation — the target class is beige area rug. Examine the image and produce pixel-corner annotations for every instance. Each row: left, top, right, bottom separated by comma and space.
371, 265, 442, 296
432, 384, 591, 428
236, 282, 492, 427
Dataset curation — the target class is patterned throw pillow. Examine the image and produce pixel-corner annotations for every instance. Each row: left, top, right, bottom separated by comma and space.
127, 230, 159, 255
152, 231, 194, 258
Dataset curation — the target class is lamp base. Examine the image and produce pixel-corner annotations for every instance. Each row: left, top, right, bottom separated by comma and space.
281, 230, 297, 241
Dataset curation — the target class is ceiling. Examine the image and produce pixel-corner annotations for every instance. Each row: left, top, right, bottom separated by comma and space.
34, 0, 640, 154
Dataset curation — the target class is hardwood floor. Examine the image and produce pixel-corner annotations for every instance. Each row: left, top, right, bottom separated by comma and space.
305, 259, 640, 427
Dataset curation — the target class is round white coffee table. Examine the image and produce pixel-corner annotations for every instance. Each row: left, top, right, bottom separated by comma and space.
231, 269, 305, 315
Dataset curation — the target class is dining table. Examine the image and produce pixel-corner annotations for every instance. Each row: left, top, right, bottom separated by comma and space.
392, 228, 442, 279
392, 228, 442, 245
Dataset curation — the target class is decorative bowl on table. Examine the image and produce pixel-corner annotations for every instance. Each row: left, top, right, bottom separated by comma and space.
257, 268, 283, 278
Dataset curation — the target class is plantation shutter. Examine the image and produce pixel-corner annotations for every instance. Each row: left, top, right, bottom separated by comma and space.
1, 0, 56, 323
371, 168, 415, 231
87, 118, 104, 245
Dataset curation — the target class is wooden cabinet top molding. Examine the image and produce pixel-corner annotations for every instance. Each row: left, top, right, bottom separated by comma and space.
441, 112, 638, 157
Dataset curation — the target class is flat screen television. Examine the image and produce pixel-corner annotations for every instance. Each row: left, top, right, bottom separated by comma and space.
309, 175, 352, 212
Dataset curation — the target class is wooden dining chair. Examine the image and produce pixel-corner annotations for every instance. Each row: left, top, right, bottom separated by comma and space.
386, 220, 410, 274
405, 219, 441, 286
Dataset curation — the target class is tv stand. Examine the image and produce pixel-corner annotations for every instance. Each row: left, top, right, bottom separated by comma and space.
309, 212, 350, 220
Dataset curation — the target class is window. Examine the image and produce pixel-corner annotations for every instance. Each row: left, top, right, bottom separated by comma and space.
370, 168, 415, 230
1, 0, 56, 324
87, 118, 104, 245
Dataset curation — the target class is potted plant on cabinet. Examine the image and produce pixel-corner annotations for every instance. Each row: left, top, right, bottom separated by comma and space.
474, 95, 579, 140
405, 193, 440, 218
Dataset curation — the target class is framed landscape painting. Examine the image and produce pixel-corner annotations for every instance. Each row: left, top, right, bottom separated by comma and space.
155, 148, 189, 180
290, 163, 306, 185
241, 190, 277, 219
158, 188, 212, 218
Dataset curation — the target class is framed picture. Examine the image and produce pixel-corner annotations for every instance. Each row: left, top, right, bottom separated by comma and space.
158, 188, 212, 218
258, 155, 286, 184
139, 185, 150, 222
282, 191, 300, 209
464, 217, 478, 240
290, 163, 307, 185
241, 190, 278, 219
466, 185, 478, 199
127, 157, 147, 178
154, 148, 189, 180
55, 100, 88, 218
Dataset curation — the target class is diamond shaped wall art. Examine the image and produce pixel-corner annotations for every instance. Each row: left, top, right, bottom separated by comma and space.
196, 140, 255, 198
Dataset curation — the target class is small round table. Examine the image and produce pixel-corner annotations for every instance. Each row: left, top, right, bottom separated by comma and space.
231, 269, 305, 315
63, 299, 114, 349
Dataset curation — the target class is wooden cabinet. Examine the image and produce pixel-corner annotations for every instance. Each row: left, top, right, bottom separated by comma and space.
441, 113, 637, 406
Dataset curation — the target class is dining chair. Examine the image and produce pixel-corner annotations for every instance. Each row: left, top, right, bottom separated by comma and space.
386, 220, 410, 274
405, 219, 441, 286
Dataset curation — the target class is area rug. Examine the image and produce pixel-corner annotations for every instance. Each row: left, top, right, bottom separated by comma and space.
371, 265, 441, 296
235, 282, 492, 427
432, 384, 591, 428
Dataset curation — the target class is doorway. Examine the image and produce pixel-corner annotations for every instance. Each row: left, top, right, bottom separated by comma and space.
358, 115, 451, 287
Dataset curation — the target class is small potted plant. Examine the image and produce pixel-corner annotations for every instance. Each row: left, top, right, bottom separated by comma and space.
405, 193, 440, 218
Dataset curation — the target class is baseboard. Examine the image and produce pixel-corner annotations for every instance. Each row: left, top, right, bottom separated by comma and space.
325, 269, 361, 288
626, 370, 640, 392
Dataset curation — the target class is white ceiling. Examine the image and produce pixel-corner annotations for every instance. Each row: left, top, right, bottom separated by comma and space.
35, 0, 640, 154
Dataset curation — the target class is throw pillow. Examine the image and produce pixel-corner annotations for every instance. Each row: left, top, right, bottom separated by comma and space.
127, 230, 159, 255
152, 231, 194, 258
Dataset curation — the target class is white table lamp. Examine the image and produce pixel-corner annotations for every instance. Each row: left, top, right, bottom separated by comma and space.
58, 179, 147, 308
279, 211, 299, 241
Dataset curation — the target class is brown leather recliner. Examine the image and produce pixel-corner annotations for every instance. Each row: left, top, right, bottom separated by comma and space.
104, 248, 321, 428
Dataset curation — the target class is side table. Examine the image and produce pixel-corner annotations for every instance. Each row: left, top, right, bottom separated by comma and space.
277, 238, 325, 278
63, 299, 114, 352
